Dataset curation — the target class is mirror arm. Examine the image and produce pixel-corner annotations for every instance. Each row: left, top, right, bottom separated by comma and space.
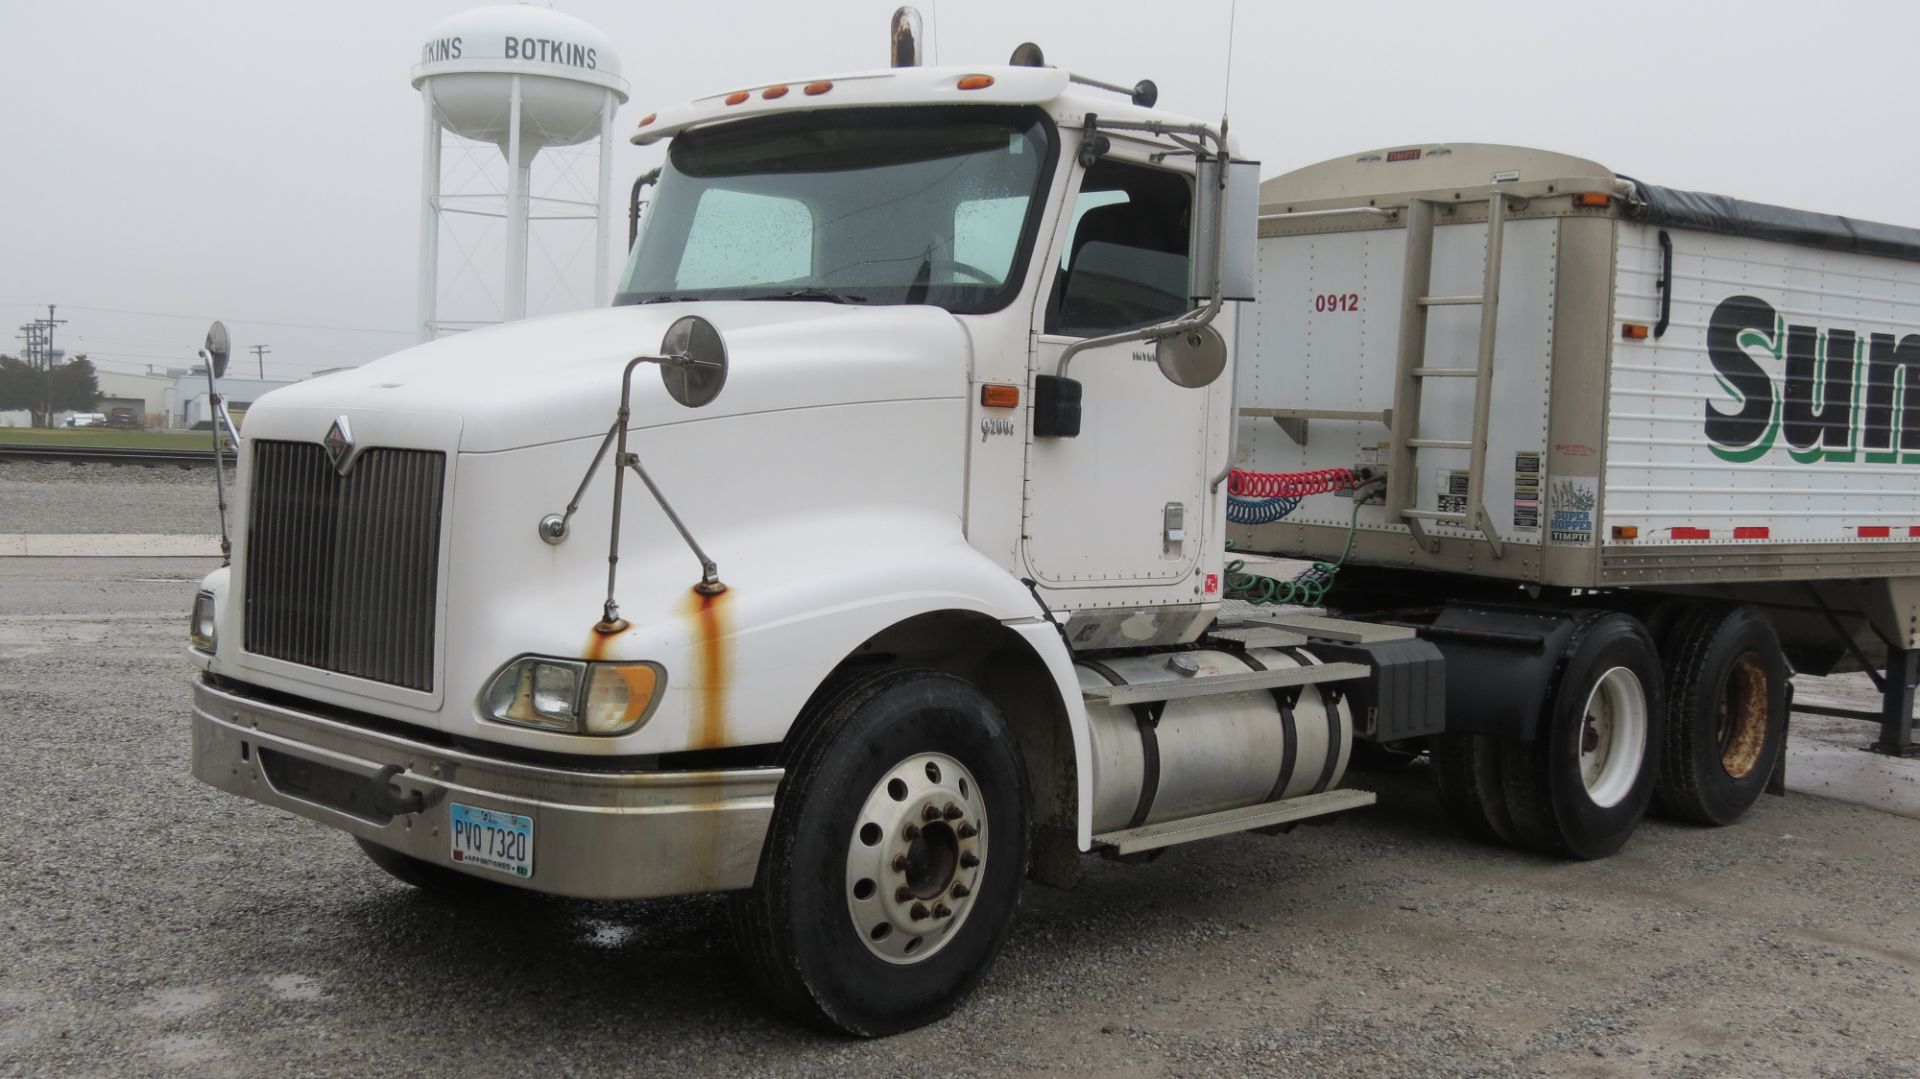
539, 418, 622, 545
1056, 121, 1229, 380
596, 353, 727, 631
199, 348, 233, 566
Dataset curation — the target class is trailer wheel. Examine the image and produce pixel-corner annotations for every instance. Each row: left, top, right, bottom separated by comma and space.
1431, 734, 1520, 846
729, 667, 1029, 1036
1656, 604, 1789, 826
1500, 613, 1663, 859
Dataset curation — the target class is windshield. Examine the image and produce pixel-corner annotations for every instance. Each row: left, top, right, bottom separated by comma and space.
615, 106, 1056, 313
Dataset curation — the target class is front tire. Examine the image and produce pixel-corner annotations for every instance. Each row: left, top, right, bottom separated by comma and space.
730, 668, 1029, 1036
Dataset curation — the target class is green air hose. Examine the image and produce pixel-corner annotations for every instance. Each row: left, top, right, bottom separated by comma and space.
1223, 484, 1372, 607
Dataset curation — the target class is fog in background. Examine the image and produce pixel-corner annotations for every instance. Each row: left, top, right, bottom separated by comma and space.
2, 0, 1912, 380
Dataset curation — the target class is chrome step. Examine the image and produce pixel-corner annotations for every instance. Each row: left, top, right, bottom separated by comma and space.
1081, 661, 1369, 706
1238, 613, 1416, 644
1204, 624, 1310, 649
1093, 788, 1377, 855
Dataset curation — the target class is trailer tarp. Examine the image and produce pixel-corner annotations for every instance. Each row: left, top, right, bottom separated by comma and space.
1623, 178, 1920, 264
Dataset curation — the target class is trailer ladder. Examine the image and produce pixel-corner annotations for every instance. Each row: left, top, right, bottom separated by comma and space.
1384, 193, 1513, 557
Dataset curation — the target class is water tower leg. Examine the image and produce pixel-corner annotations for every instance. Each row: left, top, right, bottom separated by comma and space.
595, 91, 616, 305
416, 86, 442, 343
505, 74, 529, 322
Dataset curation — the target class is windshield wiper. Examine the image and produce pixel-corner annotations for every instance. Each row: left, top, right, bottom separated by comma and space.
633, 295, 697, 304
748, 289, 868, 304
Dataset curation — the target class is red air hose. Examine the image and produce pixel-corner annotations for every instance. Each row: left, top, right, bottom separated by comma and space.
1227, 467, 1357, 500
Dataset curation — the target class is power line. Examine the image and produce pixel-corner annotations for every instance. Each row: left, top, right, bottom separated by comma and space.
0, 301, 413, 337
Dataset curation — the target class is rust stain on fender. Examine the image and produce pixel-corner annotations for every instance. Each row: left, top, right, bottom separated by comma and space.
679, 587, 733, 750
584, 617, 631, 662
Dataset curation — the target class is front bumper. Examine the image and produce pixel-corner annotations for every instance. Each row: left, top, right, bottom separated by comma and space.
191, 676, 781, 900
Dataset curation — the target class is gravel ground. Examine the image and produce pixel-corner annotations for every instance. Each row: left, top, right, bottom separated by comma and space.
0, 462, 226, 535
4, 556, 1918, 1077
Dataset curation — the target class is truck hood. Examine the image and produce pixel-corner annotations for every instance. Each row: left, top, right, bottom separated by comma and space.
250, 302, 972, 452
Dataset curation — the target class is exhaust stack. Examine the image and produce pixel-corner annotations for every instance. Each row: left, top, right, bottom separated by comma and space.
890, 6, 922, 67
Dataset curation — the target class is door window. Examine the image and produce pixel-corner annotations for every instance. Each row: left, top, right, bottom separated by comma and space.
1046, 160, 1193, 336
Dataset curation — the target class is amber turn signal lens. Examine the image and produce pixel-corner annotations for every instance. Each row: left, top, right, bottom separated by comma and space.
724, 91, 750, 106
1621, 323, 1650, 340
956, 74, 996, 90
583, 663, 663, 736
762, 85, 789, 99
1574, 192, 1611, 207
804, 81, 833, 96
1611, 525, 1639, 540
980, 384, 1020, 408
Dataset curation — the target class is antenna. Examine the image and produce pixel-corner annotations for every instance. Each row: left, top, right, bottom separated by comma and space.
1221, 0, 1240, 120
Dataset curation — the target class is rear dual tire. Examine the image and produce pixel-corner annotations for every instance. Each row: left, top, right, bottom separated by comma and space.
1436, 612, 1663, 860
1655, 604, 1789, 826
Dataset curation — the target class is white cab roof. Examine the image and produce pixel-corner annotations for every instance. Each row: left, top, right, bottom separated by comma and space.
631, 64, 1207, 148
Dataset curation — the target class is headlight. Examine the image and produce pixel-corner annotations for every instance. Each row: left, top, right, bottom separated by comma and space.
190, 590, 217, 652
480, 657, 665, 736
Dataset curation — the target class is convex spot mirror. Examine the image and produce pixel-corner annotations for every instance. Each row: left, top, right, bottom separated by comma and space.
659, 315, 727, 408
1155, 324, 1227, 388
204, 321, 231, 380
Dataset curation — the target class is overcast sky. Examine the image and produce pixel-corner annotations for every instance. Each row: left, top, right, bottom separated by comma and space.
3, 0, 1914, 380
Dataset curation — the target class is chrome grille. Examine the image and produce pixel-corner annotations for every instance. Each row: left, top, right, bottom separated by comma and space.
244, 440, 446, 692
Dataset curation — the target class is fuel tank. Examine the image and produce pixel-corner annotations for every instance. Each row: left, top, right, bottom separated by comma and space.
1078, 648, 1353, 834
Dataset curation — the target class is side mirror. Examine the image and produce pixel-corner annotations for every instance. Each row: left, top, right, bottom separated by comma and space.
1033, 373, 1082, 438
1190, 157, 1260, 310
1155, 324, 1228, 388
658, 315, 727, 407
204, 321, 231, 380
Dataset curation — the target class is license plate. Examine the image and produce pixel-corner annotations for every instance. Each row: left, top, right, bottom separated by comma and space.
448, 803, 533, 878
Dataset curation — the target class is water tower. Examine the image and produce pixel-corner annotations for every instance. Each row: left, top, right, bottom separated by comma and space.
411, 5, 628, 339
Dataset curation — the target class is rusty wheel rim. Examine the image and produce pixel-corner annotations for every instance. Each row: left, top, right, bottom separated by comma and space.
1715, 653, 1770, 779
844, 752, 987, 965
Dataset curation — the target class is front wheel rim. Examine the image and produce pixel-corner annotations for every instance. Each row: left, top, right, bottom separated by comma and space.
844, 752, 988, 965
1577, 666, 1649, 809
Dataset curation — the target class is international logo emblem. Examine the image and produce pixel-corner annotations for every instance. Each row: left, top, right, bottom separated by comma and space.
323, 416, 354, 474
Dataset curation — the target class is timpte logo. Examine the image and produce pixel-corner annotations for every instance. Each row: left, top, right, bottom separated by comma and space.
1705, 295, 1920, 463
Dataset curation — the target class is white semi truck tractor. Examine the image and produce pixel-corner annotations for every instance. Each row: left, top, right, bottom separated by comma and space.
188, 14, 1920, 1035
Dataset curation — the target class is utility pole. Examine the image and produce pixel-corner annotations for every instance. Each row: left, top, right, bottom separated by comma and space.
16, 320, 53, 426
249, 344, 270, 380
31, 305, 67, 428
38, 305, 65, 366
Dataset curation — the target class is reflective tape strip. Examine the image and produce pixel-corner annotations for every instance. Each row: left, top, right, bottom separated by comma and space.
1671, 527, 1711, 540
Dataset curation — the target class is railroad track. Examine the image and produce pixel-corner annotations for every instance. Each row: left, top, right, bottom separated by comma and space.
0, 443, 222, 466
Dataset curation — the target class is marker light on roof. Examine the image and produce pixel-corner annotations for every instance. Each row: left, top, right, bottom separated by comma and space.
804, 81, 833, 96
638, 113, 656, 127
957, 74, 995, 90
762, 85, 789, 99
724, 91, 750, 105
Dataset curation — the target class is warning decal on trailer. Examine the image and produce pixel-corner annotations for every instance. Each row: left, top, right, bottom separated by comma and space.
1437, 470, 1469, 515
1513, 452, 1542, 531
1549, 478, 1597, 544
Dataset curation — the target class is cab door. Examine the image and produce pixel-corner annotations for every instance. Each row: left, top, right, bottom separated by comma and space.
1021, 156, 1223, 633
